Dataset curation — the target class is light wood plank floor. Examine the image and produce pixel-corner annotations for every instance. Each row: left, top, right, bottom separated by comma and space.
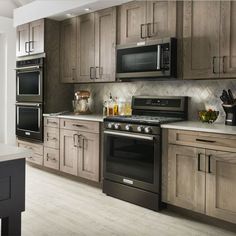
22, 165, 236, 236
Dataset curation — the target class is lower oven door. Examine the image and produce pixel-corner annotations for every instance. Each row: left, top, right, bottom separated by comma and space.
16, 103, 43, 141
103, 130, 160, 193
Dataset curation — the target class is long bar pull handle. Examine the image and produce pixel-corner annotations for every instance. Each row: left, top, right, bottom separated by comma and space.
196, 138, 216, 143
208, 155, 212, 173
212, 56, 216, 74
140, 24, 145, 39
197, 153, 201, 171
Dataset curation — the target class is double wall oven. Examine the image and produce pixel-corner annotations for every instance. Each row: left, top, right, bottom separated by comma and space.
103, 96, 188, 211
16, 57, 44, 141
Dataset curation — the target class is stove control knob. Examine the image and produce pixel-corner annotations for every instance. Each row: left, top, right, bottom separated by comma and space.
107, 123, 114, 129
137, 126, 144, 132
125, 124, 132, 131
144, 126, 152, 134
114, 123, 121, 130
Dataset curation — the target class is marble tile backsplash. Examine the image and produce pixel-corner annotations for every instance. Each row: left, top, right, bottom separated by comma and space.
74, 79, 236, 122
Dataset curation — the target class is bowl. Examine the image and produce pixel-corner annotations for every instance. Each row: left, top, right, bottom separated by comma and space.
198, 110, 219, 123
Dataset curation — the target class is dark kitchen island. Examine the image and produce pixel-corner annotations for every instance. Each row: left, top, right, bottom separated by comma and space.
0, 144, 30, 236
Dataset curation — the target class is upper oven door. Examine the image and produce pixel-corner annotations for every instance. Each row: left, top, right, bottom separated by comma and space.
16, 103, 43, 141
16, 66, 43, 102
103, 130, 161, 193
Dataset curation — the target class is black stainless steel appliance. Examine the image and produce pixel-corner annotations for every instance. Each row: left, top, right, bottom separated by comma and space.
116, 38, 177, 80
103, 96, 188, 211
16, 57, 43, 102
16, 102, 43, 141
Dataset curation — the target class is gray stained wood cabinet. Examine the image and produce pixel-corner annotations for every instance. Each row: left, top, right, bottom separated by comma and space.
16, 19, 44, 57
60, 7, 116, 83
117, 0, 176, 45
164, 129, 236, 224
183, 0, 236, 79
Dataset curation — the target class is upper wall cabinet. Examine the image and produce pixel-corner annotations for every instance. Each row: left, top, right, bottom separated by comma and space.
183, 0, 236, 79
117, 0, 177, 45
16, 19, 44, 57
60, 7, 116, 83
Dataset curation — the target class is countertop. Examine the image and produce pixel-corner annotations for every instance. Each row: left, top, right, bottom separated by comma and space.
0, 143, 31, 162
43, 113, 105, 122
161, 121, 236, 135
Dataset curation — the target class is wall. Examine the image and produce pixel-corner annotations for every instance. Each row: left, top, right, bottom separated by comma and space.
75, 79, 236, 123
0, 17, 16, 144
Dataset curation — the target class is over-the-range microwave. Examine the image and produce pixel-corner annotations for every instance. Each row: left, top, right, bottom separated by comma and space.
116, 38, 177, 80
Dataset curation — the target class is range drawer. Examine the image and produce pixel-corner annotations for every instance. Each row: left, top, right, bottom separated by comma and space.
44, 147, 59, 170
44, 127, 59, 149
44, 117, 60, 128
17, 140, 43, 165
168, 129, 236, 152
60, 119, 99, 133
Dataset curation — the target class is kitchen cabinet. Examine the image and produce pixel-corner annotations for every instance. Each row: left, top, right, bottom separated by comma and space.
206, 150, 236, 224
60, 18, 77, 83
117, 1, 176, 45
16, 19, 44, 57
183, 0, 236, 79
60, 119, 100, 182
167, 144, 205, 213
163, 128, 236, 224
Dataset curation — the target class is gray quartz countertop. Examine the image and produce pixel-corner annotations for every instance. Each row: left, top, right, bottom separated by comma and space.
0, 143, 31, 162
161, 121, 236, 135
43, 113, 105, 122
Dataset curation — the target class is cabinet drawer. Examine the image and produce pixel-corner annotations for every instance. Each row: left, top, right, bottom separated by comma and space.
60, 119, 99, 133
44, 117, 59, 128
17, 140, 43, 156
44, 127, 59, 149
27, 153, 43, 165
168, 129, 236, 152
44, 147, 59, 170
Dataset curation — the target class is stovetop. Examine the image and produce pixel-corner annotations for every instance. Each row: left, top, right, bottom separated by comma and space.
104, 115, 184, 125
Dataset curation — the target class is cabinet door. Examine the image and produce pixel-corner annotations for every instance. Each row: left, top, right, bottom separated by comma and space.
206, 150, 236, 224
78, 132, 99, 182
16, 23, 29, 57
94, 7, 116, 82
167, 145, 206, 213
220, 1, 236, 78
183, 1, 220, 79
29, 19, 44, 55
60, 18, 77, 83
77, 14, 95, 83
118, 1, 147, 45
60, 129, 79, 176
146, 1, 176, 40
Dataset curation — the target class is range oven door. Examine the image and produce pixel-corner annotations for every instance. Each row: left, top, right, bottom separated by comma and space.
103, 130, 160, 193
16, 103, 43, 141
16, 66, 43, 102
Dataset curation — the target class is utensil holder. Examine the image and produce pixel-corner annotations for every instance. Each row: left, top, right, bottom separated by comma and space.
222, 103, 236, 126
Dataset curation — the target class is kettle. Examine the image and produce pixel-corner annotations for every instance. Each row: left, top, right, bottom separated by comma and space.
73, 90, 91, 114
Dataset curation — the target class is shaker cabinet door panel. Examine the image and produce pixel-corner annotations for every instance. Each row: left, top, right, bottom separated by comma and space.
78, 132, 99, 182
29, 19, 44, 55
77, 14, 95, 83
95, 7, 116, 82
118, 1, 147, 45
60, 18, 77, 83
146, 1, 176, 40
60, 129, 79, 176
220, 1, 236, 78
206, 150, 236, 224
183, 0, 220, 79
167, 145, 206, 213
16, 23, 29, 57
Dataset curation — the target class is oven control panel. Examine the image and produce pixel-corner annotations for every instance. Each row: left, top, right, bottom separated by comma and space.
104, 122, 160, 135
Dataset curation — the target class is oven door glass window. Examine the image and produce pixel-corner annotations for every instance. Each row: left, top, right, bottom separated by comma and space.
106, 135, 154, 183
117, 45, 158, 73
17, 106, 40, 132
17, 71, 40, 95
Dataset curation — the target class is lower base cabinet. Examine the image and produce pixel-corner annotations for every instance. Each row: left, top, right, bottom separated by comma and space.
165, 130, 236, 224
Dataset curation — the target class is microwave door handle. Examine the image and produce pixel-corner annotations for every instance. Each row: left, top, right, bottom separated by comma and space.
157, 45, 161, 70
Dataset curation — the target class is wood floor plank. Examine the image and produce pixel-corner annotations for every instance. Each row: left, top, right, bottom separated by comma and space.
21, 165, 236, 236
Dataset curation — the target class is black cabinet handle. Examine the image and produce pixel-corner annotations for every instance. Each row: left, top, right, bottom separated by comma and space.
140, 24, 145, 39
197, 153, 201, 171
208, 155, 212, 173
196, 138, 216, 143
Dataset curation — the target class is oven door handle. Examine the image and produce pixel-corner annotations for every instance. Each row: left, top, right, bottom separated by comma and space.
16, 103, 42, 107
15, 66, 41, 71
104, 130, 156, 141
